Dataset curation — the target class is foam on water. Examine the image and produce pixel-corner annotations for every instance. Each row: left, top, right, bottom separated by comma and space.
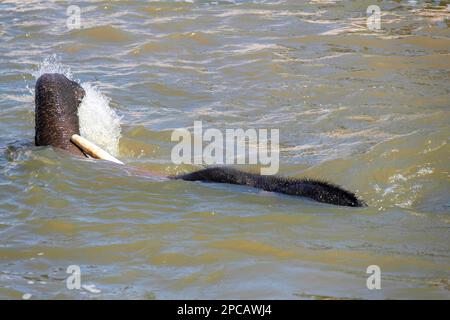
33, 56, 122, 156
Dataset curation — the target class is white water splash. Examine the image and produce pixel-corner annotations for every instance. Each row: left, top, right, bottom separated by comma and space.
32, 56, 122, 156
32, 54, 73, 80
78, 83, 122, 156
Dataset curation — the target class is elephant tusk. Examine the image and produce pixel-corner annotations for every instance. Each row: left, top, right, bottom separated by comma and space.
70, 134, 124, 165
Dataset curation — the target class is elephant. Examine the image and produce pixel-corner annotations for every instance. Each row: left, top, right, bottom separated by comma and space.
35, 73, 86, 156
34, 73, 366, 207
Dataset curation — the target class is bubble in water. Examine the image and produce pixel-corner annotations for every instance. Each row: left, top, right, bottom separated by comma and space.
82, 284, 102, 294
22, 293, 32, 300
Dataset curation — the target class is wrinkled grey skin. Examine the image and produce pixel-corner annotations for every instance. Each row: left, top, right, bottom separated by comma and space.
34, 73, 365, 207
35, 73, 86, 156
176, 167, 366, 207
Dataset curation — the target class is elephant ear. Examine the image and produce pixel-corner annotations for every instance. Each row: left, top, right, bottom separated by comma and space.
70, 80, 86, 106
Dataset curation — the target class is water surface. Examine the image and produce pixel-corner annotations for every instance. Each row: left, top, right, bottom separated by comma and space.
0, 0, 449, 299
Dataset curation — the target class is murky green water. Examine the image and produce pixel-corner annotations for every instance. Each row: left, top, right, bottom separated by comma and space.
0, 0, 449, 299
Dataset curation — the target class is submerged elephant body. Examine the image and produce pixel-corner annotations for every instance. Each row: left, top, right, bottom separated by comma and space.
34, 73, 365, 207
35, 73, 85, 156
